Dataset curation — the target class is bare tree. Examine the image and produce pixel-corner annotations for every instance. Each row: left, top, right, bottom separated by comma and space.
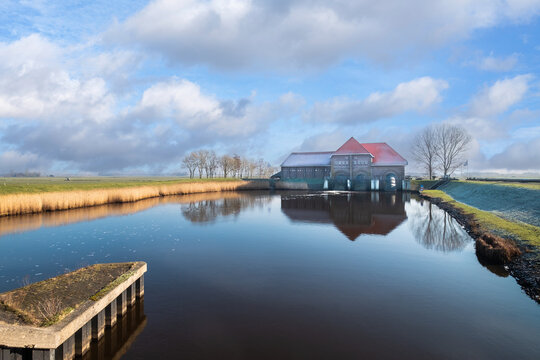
248, 160, 257, 178
220, 155, 233, 178
232, 154, 241, 178
435, 124, 471, 177
208, 151, 218, 178
257, 158, 266, 177
411, 126, 438, 179
182, 152, 198, 178
194, 150, 208, 178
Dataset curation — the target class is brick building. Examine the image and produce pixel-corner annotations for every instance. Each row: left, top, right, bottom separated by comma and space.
280, 137, 407, 191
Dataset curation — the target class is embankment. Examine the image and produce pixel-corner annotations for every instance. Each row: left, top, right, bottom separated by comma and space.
438, 181, 540, 227
420, 189, 540, 303
0, 180, 269, 217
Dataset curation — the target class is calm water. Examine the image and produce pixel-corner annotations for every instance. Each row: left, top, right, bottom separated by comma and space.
1, 191, 539, 359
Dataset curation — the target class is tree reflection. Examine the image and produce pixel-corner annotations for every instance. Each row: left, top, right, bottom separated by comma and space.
181, 193, 272, 224
407, 199, 471, 252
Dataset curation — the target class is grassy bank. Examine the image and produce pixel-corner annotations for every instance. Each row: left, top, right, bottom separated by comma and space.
422, 190, 540, 247
459, 179, 540, 190
0, 179, 268, 217
0, 177, 239, 195
410, 179, 438, 191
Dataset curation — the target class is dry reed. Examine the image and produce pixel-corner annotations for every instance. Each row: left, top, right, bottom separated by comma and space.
0, 180, 268, 217
475, 233, 521, 265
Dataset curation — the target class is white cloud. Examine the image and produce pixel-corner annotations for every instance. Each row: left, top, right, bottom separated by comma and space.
0, 35, 302, 173
465, 53, 519, 71
305, 77, 448, 124
488, 136, 540, 171
106, 0, 540, 69
0, 34, 115, 123
469, 74, 532, 117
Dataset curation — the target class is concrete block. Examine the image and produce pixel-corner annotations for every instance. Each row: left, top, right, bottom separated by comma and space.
75, 321, 91, 356
130, 283, 136, 305
91, 310, 105, 340
62, 335, 75, 360
136, 275, 144, 299
117, 291, 127, 317
31, 349, 55, 360
105, 299, 117, 327
3, 349, 24, 360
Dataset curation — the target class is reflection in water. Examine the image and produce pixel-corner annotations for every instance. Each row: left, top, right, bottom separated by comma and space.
0, 192, 267, 238
280, 192, 408, 241
181, 193, 273, 224
82, 300, 146, 360
407, 198, 471, 252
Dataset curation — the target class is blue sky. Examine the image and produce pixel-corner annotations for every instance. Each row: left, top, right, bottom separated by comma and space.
0, 0, 539, 175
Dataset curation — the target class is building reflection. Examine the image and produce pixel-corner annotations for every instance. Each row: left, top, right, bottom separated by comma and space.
407, 198, 471, 252
280, 192, 408, 241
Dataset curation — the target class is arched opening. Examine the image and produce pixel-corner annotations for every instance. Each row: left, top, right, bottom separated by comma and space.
385, 173, 397, 191
354, 173, 369, 191
334, 174, 349, 190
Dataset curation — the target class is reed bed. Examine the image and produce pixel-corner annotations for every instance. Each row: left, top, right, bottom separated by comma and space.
0, 191, 250, 238
0, 180, 268, 217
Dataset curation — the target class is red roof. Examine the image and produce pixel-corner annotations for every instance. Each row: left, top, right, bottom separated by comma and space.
333, 137, 371, 155
361, 143, 407, 165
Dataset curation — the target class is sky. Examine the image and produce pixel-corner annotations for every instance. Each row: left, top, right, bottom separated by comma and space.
0, 0, 539, 175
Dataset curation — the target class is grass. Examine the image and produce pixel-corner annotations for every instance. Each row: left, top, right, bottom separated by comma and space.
422, 190, 540, 247
0, 179, 268, 217
465, 180, 540, 190
0, 177, 240, 195
410, 179, 439, 190
90, 269, 137, 301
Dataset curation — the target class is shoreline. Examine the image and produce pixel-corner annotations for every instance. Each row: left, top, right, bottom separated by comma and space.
0, 180, 270, 217
419, 190, 540, 304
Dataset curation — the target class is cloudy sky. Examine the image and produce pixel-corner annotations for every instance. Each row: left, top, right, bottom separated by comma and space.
1, 0, 539, 175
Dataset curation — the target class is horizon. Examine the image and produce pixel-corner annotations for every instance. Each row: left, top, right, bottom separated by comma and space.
1, 1, 540, 176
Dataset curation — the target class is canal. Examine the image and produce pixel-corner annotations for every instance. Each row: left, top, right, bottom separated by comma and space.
0, 191, 539, 359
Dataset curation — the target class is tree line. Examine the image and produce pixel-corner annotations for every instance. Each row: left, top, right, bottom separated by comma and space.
182, 150, 278, 179
411, 123, 472, 179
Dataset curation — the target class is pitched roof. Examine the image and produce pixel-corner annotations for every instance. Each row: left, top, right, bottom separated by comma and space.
281, 152, 333, 167
361, 143, 407, 166
333, 137, 371, 155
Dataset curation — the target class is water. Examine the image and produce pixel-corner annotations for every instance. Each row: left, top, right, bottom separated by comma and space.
1, 191, 539, 359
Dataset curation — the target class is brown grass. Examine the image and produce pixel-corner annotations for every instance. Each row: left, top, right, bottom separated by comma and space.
0, 180, 268, 217
476, 233, 521, 265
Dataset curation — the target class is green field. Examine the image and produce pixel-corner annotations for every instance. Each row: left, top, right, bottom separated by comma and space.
0, 177, 238, 195
422, 189, 540, 247
458, 180, 540, 190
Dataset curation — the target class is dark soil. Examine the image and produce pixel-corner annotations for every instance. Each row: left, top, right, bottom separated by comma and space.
419, 193, 540, 304
0, 262, 135, 326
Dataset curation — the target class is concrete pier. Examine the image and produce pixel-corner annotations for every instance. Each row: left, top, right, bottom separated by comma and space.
75, 322, 91, 356
117, 290, 127, 316
91, 310, 105, 340
0, 262, 147, 360
105, 298, 117, 327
